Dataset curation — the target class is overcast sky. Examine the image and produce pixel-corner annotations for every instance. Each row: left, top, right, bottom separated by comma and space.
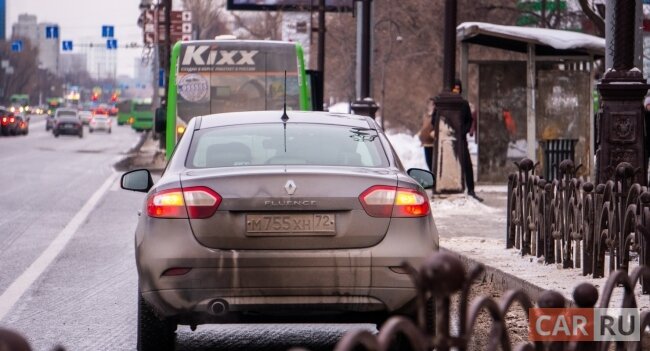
6, 0, 145, 77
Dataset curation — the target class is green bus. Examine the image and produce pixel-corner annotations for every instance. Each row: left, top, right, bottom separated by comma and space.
164, 39, 310, 159
116, 99, 132, 125
131, 100, 154, 131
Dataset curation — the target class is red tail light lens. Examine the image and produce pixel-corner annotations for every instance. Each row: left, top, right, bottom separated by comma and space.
9, 117, 14, 123
147, 186, 221, 219
359, 185, 430, 218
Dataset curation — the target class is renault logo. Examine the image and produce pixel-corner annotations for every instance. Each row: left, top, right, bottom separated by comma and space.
284, 180, 297, 195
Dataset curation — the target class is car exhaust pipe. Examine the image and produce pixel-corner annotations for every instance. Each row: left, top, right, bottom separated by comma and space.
209, 299, 228, 316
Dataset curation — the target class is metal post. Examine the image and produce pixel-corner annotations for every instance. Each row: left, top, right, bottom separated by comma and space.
350, 0, 378, 118
359, 0, 371, 99
596, 0, 649, 185
526, 44, 536, 162
317, 0, 325, 75
432, 0, 465, 194
459, 42, 468, 100
441, 0, 456, 92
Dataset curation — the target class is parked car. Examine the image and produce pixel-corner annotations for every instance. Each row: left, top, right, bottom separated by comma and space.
47, 108, 78, 131
121, 110, 439, 350
78, 110, 93, 125
89, 115, 112, 133
0, 109, 19, 136
53, 116, 83, 138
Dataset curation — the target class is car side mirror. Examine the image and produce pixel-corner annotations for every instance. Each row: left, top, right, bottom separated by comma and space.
121, 169, 153, 192
407, 168, 435, 190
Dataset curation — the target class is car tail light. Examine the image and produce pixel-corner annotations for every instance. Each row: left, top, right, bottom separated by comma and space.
359, 185, 430, 218
1, 117, 6, 125
147, 186, 222, 219
9, 117, 14, 123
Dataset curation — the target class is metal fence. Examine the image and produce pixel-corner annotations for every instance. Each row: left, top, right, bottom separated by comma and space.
506, 157, 650, 290
320, 251, 650, 351
3, 251, 650, 350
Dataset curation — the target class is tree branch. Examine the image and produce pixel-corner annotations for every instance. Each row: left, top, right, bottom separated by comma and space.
577, 0, 605, 37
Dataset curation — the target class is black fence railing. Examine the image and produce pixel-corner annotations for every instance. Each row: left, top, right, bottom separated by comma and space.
5, 252, 650, 351
506, 157, 650, 290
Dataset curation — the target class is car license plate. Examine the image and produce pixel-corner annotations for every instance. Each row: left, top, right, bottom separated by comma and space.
246, 214, 336, 235
64, 124, 73, 129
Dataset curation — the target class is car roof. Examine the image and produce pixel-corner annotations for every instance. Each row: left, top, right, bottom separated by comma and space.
56, 108, 77, 113
197, 111, 375, 129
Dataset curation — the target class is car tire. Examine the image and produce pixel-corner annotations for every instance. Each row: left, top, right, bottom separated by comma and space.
118, 122, 124, 126
54, 133, 59, 138
108, 128, 112, 134
137, 293, 176, 351
79, 132, 83, 138
89, 128, 94, 133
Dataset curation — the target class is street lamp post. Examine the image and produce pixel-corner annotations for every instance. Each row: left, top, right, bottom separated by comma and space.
375, 17, 402, 130
431, 0, 466, 194
350, 0, 379, 119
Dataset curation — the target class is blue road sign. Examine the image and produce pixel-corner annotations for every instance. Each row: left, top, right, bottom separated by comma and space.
45, 25, 59, 39
158, 69, 165, 88
11, 40, 22, 52
62, 40, 73, 51
102, 25, 114, 38
106, 39, 118, 49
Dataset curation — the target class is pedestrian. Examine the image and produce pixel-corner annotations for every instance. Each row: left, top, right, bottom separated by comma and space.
452, 79, 483, 202
418, 98, 436, 171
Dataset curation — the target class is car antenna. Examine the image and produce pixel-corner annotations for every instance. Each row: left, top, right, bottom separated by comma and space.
281, 70, 289, 152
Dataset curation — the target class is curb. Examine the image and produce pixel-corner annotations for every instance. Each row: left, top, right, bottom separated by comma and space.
441, 247, 576, 306
113, 131, 152, 172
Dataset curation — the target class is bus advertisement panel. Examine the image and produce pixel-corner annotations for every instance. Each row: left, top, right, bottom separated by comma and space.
165, 40, 309, 159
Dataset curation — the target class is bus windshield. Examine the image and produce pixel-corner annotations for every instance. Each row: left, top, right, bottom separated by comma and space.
176, 41, 300, 123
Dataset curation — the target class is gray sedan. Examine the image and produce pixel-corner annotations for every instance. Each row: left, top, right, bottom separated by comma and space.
121, 111, 439, 351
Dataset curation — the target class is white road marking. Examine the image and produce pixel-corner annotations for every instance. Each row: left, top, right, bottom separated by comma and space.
0, 172, 119, 321
110, 176, 121, 192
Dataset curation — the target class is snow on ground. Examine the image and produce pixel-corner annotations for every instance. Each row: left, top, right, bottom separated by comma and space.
385, 130, 477, 171
443, 236, 648, 310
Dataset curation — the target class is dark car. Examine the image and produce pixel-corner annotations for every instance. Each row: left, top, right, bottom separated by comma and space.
0, 109, 19, 136
53, 116, 83, 138
14, 114, 29, 135
47, 108, 77, 131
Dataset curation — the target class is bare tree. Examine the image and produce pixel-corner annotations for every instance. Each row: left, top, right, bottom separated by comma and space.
182, 0, 230, 39
576, 0, 605, 37
230, 11, 283, 40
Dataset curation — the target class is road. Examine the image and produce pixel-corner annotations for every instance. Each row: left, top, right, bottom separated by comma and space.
0, 115, 372, 351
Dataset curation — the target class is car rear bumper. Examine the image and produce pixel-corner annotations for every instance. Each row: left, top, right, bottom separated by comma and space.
136, 215, 438, 323
55, 128, 81, 135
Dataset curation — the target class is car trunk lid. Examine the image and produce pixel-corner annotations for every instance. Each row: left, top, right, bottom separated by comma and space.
180, 165, 397, 250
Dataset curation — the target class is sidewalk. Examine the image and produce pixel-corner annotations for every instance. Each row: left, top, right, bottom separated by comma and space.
433, 189, 647, 310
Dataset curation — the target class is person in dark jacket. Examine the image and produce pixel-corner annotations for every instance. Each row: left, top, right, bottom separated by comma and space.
453, 79, 483, 202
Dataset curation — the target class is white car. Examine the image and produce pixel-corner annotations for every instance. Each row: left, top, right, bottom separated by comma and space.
78, 111, 93, 125
89, 115, 112, 133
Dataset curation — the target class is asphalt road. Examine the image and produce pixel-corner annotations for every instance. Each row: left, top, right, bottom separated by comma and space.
0, 116, 373, 351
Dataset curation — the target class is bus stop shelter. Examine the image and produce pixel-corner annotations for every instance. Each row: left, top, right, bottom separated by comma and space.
457, 22, 605, 181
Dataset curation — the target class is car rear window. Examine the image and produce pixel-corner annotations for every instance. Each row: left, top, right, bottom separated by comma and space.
57, 111, 76, 117
186, 123, 389, 168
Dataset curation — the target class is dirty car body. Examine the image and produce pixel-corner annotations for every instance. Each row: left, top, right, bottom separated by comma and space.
124, 111, 439, 345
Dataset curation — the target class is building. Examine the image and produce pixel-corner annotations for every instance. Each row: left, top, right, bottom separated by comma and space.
37, 22, 60, 74
11, 14, 37, 46
11, 14, 60, 75
0, 0, 6, 40
134, 57, 152, 84
60, 53, 88, 75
